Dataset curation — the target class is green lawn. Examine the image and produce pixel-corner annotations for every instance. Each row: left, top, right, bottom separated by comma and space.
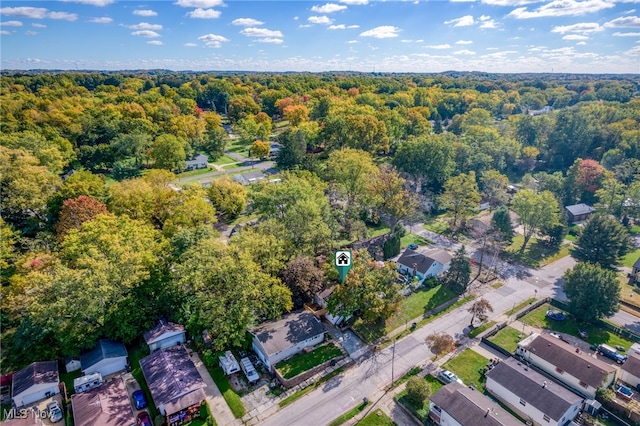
59, 369, 81, 397
395, 374, 443, 423
279, 367, 345, 408
468, 321, 495, 338
176, 167, 214, 179
367, 222, 391, 238
565, 234, 577, 242
505, 297, 536, 316
213, 154, 239, 165
442, 349, 489, 393
276, 344, 342, 379
358, 409, 396, 426
488, 326, 525, 353
353, 284, 458, 343
622, 247, 640, 268
425, 374, 443, 393
128, 345, 160, 421
327, 401, 371, 426
400, 233, 433, 249
504, 235, 570, 267
207, 366, 246, 418
629, 226, 640, 234
520, 304, 635, 350
422, 214, 450, 234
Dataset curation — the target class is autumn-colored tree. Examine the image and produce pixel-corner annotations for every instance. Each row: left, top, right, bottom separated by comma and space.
279, 256, 325, 308
207, 177, 248, 220
369, 165, 417, 234
565, 158, 606, 204
55, 196, 109, 241
251, 140, 270, 159
468, 298, 494, 327
325, 148, 377, 211
284, 104, 310, 127
425, 333, 456, 358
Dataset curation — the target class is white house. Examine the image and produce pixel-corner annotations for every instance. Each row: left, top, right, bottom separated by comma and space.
516, 333, 616, 398
396, 249, 452, 285
251, 311, 325, 371
429, 382, 522, 426
144, 318, 186, 352
486, 358, 583, 426
11, 361, 59, 407
620, 352, 640, 389
65, 357, 81, 373
184, 154, 208, 171
80, 339, 128, 377
313, 287, 349, 326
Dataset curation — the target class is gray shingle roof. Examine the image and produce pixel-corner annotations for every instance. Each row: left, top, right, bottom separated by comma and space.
621, 352, 640, 377
80, 340, 127, 370
252, 311, 324, 356
633, 257, 640, 270
430, 382, 523, 426
144, 318, 185, 345
12, 361, 59, 397
71, 376, 135, 426
565, 204, 595, 217
139, 345, 204, 412
520, 333, 615, 388
487, 358, 583, 421
396, 249, 435, 274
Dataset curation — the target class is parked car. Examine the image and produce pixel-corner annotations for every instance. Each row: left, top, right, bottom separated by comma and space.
407, 244, 419, 250
132, 390, 148, 410
137, 410, 152, 426
46, 401, 63, 423
545, 309, 567, 321
597, 344, 627, 364
438, 369, 464, 385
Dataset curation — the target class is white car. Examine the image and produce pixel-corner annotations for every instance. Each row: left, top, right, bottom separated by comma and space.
438, 369, 464, 385
47, 401, 63, 423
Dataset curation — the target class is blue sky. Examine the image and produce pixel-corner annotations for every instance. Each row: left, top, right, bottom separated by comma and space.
1, 0, 639, 72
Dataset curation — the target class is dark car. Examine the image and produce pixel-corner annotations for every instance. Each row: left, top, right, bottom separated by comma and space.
137, 411, 152, 426
545, 309, 567, 321
132, 390, 148, 410
407, 244, 419, 250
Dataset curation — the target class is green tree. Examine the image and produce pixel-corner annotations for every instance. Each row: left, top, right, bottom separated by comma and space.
573, 215, 632, 270
49, 170, 108, 216
563, 262, 619, 323
327, 250, 402, 324
369, 165, 417, 234
325, 148, 377, 211
480, 170, 509, 209
444, 245, 471, 294
439, 172, 481, 229
392, 135, 455, 192
491, 206, 514, 245
207, 177, 248, 220
149, 134, 187, 171
511, 189, 560, 253
405, 376, 431, 408
595, 176, 626, 219
279, 256, 324, 309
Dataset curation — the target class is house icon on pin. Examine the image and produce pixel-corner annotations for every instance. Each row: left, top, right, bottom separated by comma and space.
335, 250, 351, 267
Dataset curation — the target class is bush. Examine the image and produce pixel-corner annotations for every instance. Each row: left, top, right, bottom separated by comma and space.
405, 376, 431, 408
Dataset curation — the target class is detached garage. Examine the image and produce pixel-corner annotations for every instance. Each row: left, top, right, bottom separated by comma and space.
12, 361, 59, 407
80, 340, 128, 377
144, 319, 186, 352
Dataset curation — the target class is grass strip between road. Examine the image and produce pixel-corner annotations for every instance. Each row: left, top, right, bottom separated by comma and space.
505, 297, 536, 316
468, 321, 495, 338
279, 367, 345, 408
327, 401, 371, 426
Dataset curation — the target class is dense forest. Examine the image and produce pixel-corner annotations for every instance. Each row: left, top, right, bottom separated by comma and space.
1, 71, 639, 372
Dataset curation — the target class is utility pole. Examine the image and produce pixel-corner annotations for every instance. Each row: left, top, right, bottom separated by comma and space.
390, 338, 396, 390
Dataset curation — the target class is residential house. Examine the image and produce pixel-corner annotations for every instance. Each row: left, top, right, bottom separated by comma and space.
620, 352, 640, 389
71, 376, 135, 426
313, 287, 348, 326
184, 154, 208, 171
80, 339, 128, 377
528, 106, 553, 116
233, 171, 266, 185
429, 382, 523, 426
144, 318, 186, 352
140, 345, 206, 426
486, 357, 583, 426
516, 333, 616, 398
251, 311, 325, 371
11, 361, 59, 408
396, 249, 452, 285
631, 257, 640, 284
565, 204, 595, 224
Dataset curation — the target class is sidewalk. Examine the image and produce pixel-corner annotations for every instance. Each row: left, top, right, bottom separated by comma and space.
190, 352, 243, 426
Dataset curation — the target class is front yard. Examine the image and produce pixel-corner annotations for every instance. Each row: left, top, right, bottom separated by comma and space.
358, 409, 396, 426
275, 344, 342, 379
488, 326, 526, 353
504, 235, 570, 267
520, 304, 635, 350
395, 374, 442, 422
442, 349, 489, 393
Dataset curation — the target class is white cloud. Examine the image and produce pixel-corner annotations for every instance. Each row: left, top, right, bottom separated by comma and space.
451, 0, 476, 2
232, 18, 264, 26
604, 16, 640, 27
89, 17, 112, 23
48, 12, 78, 21
401, 39, 413, 42
563, 34, 589, 40
133, 10, 157, 17
32, 23, 46, 28
299, 24, 312, 28
508, 0, 615, 19
329, 24, 346, 29
444, 15, 475, 26
456, 39, 473, 44
132, 30, 161, 37
425, 44, 451, 49
1, 20, 22, 26
256, 37, 283, 43
339, 0, 368, 4
184, 42, 198, 46
25, 30, 37, 36
613, 31, 640, 35
188, 8, 221, 19
311, 3, 347, 13
551, 22, 603, 34
623, 9, 636, 15
147, 40, 163, 45
360, 25, 399, 38
0, 7, 48, 19
0, 30, 11, 35
61, 0, 114, 5
576, 41, 587, 45
198, 33, 229, 47
454, 49, 476, 54
241, 27, 283, 37
347, 39, 359, 43
175, 0, 224, 8
128, 22, 163, 30
481, 0, 540, 5
308, 15, 333, 24
415, 39, 423, 42
480, 19, 498, 28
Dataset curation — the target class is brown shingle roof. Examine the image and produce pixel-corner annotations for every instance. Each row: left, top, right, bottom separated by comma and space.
621, 352, 640, 377
143, 318, 185, 345
430, 382, 522, 426
521, 333, 615, 388
71, 377, 135, 426
12, 361, 58, 398
251, 311, 324, 356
